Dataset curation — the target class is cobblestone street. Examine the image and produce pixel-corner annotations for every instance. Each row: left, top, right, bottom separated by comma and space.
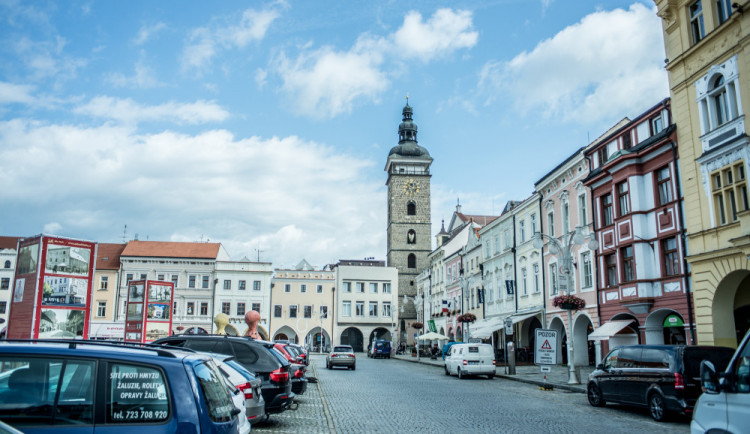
252, 354, 690, 433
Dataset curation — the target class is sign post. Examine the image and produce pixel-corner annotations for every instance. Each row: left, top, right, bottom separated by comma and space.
535, 328, 558, 390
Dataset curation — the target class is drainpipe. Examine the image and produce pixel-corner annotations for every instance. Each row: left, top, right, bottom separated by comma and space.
671, 139, 696, 345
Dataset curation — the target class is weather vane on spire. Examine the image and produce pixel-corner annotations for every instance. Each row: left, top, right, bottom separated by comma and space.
406, 93, 409, 103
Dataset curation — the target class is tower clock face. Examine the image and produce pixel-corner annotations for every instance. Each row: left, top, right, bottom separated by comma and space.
402, 178, 420, 196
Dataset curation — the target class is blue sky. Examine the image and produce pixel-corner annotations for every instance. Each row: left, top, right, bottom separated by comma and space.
0, 0, 668, 268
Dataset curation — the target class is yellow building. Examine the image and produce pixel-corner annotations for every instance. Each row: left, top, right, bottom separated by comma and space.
654, 0, 750, 347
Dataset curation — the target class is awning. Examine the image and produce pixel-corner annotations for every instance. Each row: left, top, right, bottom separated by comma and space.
588, 320, 635, 341
470, 311, 541, 339
663, 314, 684, 328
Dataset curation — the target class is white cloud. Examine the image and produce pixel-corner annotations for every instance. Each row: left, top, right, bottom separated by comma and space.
181, 8, 279, 74
43, 222, 63, 234
0, 81, 36, 105
73, 96, 230, 125
392, 8, 478, 62
273, 8, 477, 118
134, 22, 166, 45
0, 119, 383, 267
14, 36, 87, 82
106, 58, 161, 89
478, 3, 668, 123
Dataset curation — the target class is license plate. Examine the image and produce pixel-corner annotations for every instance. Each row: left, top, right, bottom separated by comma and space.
468, 361, 479, 365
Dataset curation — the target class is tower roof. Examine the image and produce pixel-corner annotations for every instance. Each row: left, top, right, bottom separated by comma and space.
388, 100, 430, 159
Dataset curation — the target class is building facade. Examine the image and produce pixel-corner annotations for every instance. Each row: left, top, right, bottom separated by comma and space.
385, 101, 433, 342
270, 260, 335, 350
654, 0, 750, 347
0, 236, 20, 334
89, 243, 126, 339
214, 257, 273, 337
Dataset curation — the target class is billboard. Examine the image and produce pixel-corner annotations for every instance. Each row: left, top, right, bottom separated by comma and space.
7, 235, 97, 339
124, 280, 174, 343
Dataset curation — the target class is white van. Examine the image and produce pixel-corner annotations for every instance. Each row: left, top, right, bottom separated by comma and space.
691, 329, 750, 433
444, 343, 495, 379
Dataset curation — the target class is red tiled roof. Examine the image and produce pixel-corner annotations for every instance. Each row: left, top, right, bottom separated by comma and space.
121, 240, 221, 259
0, 236, 21, 249
455, 213, 498, 226
96, 243, 126, 270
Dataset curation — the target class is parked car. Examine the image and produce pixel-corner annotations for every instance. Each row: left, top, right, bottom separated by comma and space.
153, 335, 295, 414
222, 374, 251, 434
586, 344, 735, 421
368, 339, 391, 359
444, 343, 496, 379
271, 343, 308, 395
327, 345, 356, 370
692, 330, 750, 433
0, 339, 240, 433
210, 353, 266, 425
285, 343, 309, 366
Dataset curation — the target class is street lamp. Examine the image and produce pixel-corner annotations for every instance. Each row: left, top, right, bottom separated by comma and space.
532, 226, 598, 384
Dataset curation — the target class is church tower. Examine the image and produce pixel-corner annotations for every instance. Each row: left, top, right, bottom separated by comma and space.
385, 100, 432, 339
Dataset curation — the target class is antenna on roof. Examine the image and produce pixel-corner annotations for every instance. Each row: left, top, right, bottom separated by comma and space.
255, 244, 264, 262
122, 224, 128, 243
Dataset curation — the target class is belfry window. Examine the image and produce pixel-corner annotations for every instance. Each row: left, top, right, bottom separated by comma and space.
408, 254, 416, 269
407, 201, 416, 215
407, 230, 416, 244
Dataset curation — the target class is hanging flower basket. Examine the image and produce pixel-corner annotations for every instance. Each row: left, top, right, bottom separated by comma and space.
553, 294, 585, 311
412, 322, 424, 330
457, 313, 476, 323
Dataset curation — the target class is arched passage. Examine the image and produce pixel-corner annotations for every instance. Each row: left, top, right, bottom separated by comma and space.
713, 270, 750, 347
645, 309, 686, 345
368, 327, 391, 346
340, 327, 364, 352
273, 325, 298, 343
305, 326, 331, 352
572, 313, 593, 366
549, 316, 566, 364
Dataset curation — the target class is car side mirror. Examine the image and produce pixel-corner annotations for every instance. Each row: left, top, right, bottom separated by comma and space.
700, 360, 720, 394
596, 363, 605, 371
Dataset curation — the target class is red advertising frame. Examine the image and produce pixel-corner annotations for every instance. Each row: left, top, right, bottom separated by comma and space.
124, 280, 174, 343
8, 235, 96, 340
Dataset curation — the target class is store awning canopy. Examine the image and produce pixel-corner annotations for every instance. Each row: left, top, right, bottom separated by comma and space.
588, 320, 635, 341
663, 314, 684, 328
470, 311, 541, 339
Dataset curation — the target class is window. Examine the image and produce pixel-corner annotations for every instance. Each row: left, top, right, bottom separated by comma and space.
370, 282, 378, 293
140, 273, 147, 280
236, 303, 246, 316
562, 202, 570, 234
274, 305, 282, 317
126, 273, 133, 284
504, 230, 511, 248
519, 220, 526, 243
187, 302, 195, 315
0, 301, 5, 314
651, 114, 664, 135
171, 275, 178, 286
712, 162, 748, 224
712, 76, 731, 126
222, 302, 230, 315
549, 265, 558, 295
173, 302, 178, 315
188, 275, 196, 288
533, 264, 540, 293
99, 276, 108, 290
253, 280, 261, 291
202, 276, 209, 289
622, 131, 632, 149
157, 274, 165, 281
383, 283, 391, 293
601, 194, 613, 226
344, 282, 352, 292
663, 237, 680, 276
408, 254, 416, 269
97, 301, 106, 317
300, 284, 307, 293
657, 167, 673, 205
407, 229, 416, 244
606, 254, 618, 287
530, 213, 537, 234
690, 0, 705, 45
320, 305, 328, 318
582, 252, 593, 288
3, 260, 9, 268
304, 305, 312, 318
289, 305, 298, 318
200, 302, 208, 316
622, 246, 635, 282
407, 201, 416, 215
252, 303, 260, 313
383, 302, 391, 317
284, 284, 291, 293
317, 284, 323, 293
717, 0, 733, 24
597, 147, 608, 167
521, 268, 528, 295
547, 212, 555, 237
369, 302, 378, 316
578, 194, 587, 226
356, 282, 364, 293
342, 301, 351, 317
239, 280, 246, 290
618, 182, 630, 216
1, 278, 10, 290
223, 280, 231, 290
355, 301, 364, 316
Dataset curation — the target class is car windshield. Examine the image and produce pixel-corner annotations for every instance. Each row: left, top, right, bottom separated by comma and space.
333, 346, 352, 353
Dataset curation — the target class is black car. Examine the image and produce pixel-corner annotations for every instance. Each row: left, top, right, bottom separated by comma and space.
586, 344, 735, 421
154, 335, 295, 414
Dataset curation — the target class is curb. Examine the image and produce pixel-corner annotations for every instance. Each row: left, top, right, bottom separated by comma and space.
393, 356, 585, 394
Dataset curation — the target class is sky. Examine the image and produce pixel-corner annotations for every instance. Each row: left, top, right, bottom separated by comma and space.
0, 0, 669, 269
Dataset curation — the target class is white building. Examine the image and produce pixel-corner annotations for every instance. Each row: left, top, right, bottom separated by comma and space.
0, 236, 19, 335
214, 258, 273, 337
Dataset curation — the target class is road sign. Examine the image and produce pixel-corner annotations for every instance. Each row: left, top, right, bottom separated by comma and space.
534, 329, 558, 365
540, 366, 551, 373
504, 317, 513, 335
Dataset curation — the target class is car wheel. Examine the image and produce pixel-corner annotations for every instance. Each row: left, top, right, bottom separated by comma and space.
457, 368, 463, 379
327, 362, 331, 370
648, 392, 667, 422
587, 383, 605, 407
444, 365, 450, 376
487, 374, 494, 379
351, 364, 356, 371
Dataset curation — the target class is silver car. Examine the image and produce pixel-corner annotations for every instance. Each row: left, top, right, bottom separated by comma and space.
326, 345, 356, 370
210, 353, 267, 424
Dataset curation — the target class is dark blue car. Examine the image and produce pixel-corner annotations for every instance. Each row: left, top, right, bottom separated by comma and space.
368, 340, 391, 359
0, 339, 240, 433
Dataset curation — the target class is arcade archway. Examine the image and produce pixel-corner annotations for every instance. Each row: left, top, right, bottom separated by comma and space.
713, 270, 750, 347
340, 327, 364, 352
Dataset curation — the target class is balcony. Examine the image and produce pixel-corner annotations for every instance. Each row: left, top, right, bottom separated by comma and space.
700, 115, 745, 152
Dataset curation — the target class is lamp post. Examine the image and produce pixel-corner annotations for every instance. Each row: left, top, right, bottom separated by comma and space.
532, 226, 598, 385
